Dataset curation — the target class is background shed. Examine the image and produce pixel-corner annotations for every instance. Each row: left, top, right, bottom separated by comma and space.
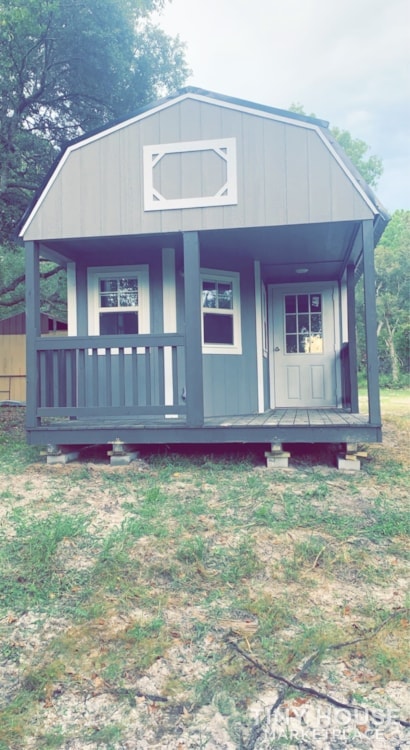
0, 313, 67, 402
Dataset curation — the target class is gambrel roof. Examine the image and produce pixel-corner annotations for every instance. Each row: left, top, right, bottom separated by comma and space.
19, 87, 389, 242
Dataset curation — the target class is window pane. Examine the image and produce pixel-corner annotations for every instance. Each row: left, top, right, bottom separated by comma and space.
310, 335, 323, 353
285, 295, 296, 314
100, 312, 138, 335
217, 282, 233, 309
204, 313, 233, 344
299, 334, 308, 352
100, 279, 118, 293
298, 294, 309, 312
119, 292, 138, 307
310, 294, 321, 312
285, 314, 296, 333
202, 282, 217, 308
119, 278, 137, 291
100, 293, 118, 308
311, 313, 322, 333
286, 335, 297, 353
298, 314, 309, 334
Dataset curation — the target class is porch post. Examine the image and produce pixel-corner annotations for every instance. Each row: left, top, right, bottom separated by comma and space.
362, 220, 381, 425
183, 231, 204, 427
346, 264, 359, 412
25, 241, 41, 427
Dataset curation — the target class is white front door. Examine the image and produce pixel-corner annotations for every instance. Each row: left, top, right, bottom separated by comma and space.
271, 284, 337, 407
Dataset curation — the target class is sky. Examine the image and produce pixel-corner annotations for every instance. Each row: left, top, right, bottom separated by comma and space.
154, 0, 410, 213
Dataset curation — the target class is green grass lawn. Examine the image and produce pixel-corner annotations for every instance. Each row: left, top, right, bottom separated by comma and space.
0, 396, 409, 749
360, 386, 410, 417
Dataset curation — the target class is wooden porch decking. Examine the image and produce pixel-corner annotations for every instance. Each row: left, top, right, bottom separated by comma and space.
27, 408, 381, 446
209, 409, 370, 427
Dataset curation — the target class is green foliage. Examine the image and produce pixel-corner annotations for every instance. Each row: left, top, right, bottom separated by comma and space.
0, 401, 409, 746
356, 210, 410, 384
289, 103, 383, 189
330, 126, 383, 189
375, 210, 410, 381
0, 511, 90, 611
0, 0, 188, 313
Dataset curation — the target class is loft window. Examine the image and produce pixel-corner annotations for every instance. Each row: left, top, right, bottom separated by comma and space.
201, 270, 242, 354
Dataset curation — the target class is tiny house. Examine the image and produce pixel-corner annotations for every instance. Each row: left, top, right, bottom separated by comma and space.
19, 88, 389, 465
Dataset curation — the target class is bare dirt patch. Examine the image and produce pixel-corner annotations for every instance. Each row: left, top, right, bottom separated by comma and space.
0, 403, 409, 749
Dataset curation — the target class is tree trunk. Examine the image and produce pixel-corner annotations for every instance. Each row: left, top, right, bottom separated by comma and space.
385, 319, 400, 383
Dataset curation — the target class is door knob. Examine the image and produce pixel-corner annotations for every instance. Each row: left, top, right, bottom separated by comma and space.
274, 346, 280, 351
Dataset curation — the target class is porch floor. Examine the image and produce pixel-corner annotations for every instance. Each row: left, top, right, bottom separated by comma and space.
27, 408, 382, 446
207, 409, 370, 427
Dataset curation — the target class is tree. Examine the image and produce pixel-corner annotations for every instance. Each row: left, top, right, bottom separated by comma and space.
330, 127, 383, 190
289, 103, 383, 189
374, 210, 410, 383
355, 211, 410, 386
0, 0, 188, 316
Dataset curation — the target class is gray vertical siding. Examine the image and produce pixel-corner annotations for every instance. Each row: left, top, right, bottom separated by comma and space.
201, 257, 258, 417
23, 98, 374, 242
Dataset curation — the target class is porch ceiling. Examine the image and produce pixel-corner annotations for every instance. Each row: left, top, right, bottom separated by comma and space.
40, 219, 361, 282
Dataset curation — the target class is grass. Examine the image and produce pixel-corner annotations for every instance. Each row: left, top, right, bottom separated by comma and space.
0, 390, 409, 748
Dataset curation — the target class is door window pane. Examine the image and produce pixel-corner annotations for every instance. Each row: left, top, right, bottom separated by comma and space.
284, 293, 323, 353
286, 314, 297, 333
298, 294, 309, 313
286, 334, 298, 353
310, 295, 321, 312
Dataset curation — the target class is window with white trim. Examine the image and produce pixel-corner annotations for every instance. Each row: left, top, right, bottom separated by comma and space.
201, 270, 242, 354
88, 266, 150, 336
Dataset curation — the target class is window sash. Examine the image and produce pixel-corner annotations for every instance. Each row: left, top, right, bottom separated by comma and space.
87, 266, 149, 338
200, 270, 241, 354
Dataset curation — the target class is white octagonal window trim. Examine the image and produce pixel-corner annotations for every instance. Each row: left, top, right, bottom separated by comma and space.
143, 137, 237, 211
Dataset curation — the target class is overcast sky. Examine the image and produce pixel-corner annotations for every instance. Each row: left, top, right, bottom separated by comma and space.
155, 0, 410, 212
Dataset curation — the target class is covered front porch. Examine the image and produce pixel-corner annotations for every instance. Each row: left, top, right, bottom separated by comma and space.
25, 220, 382, 452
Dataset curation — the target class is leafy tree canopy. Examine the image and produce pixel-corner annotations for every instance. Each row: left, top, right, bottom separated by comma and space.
0, 0, 189, 316
289, 103, 383, 189
0, 0, 189, 241
374, 210, 410, 381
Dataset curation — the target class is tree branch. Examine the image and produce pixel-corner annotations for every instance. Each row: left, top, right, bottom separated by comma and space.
228, 608, 410, 730
229, 640, 410, 729
0, 264, 63, 298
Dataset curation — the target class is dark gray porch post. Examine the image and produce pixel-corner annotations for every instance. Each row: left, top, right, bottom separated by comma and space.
183, 231, 204, 427
25, 241, 41, 427
346, 264, 359, 412
362, 220, 381, 425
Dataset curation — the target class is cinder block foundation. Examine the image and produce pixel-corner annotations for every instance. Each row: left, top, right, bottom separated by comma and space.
337, 443, 367, 471
265, 443, 291, 469
337, 455, 361, 471
107, 441, 139, 466
109, 451, 139, 466
46, 447, 80, 465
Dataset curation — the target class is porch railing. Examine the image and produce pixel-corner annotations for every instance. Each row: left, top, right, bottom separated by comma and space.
31, 333, 187, 420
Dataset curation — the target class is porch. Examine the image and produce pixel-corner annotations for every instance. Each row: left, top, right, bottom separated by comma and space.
25, 327, 381, 447
26, 406, 381, 447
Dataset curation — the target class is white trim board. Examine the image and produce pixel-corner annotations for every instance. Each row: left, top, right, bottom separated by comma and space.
143, 138, 237, 211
